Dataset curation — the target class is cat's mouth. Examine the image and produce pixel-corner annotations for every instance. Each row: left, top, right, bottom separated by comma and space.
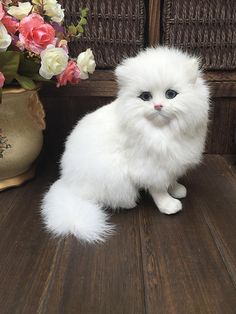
144, 109, 177, 127
146, 110, 171, 122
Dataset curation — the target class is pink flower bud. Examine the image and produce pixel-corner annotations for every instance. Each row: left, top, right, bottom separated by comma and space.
0, 72, 5, 88
56, 60, 80, 87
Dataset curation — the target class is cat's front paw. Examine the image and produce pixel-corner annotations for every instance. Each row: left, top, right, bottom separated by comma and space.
158, 198, 182, 215
169, 182, 187, 199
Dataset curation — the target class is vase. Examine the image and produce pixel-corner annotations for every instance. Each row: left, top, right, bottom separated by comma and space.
0, 88, 45, 191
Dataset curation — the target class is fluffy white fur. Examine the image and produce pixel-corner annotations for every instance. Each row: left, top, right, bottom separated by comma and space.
41, 47, 209, 243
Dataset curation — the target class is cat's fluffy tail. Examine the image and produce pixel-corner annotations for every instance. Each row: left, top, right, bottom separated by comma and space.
41, 179, 114, 243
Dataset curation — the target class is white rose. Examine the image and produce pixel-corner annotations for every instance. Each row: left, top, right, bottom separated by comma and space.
8, 2, 32, 20
44, 0, 64, 23
39, 45, 68, 79
0, 22, 11, 52
77, 48, 96, 80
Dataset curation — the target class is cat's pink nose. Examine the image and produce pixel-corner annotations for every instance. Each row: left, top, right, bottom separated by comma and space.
154, 103, 163, 110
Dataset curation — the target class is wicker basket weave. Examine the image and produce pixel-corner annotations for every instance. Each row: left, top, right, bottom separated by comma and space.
61, 0, 145, 68
161, 0, 236, 70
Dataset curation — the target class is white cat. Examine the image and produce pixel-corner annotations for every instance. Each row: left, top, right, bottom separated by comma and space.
41, 47, 209, 243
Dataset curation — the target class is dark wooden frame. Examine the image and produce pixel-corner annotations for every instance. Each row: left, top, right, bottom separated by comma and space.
42, 70, 236, 98
148, 0, 161, 46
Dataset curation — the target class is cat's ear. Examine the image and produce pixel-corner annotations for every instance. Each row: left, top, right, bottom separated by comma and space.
188, 58, 200, 84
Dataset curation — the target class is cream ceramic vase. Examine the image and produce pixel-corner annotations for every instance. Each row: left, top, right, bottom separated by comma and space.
0, 88, 45, 191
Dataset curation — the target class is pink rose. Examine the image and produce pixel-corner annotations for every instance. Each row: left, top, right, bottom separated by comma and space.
19, 13, 55, 54
56, 60, 80, 87
0, 72, 5, 88
2, 15, 19, 34
0, 2, 5, 21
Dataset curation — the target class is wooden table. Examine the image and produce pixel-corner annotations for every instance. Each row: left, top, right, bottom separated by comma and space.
0, 154, 235, 313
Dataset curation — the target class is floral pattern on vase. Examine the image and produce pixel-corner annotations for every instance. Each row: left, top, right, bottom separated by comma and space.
0, 88, 45, 188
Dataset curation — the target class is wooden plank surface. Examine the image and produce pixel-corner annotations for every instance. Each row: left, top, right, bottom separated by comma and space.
0, 155, 236, 313
39, 212, 145, 314
206, 98, 236, 154
149, 0, 161, 46
205, 71, 236, 81
40, 70, 236, 98
138, 155, 236, 313
188, 156, 236, 286
0, 164, 60, 314
0, 162, 145, 314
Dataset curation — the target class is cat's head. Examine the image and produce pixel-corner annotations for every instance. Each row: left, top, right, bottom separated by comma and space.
115, 47, 209, 129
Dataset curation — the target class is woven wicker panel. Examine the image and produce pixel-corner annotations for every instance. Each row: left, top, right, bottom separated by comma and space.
161, 0, 236, 70
61, 0, 145, 68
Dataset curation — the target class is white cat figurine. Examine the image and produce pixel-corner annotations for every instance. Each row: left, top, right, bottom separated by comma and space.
41, 47, 209, 243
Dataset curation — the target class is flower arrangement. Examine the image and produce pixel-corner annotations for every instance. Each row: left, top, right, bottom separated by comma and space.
0, 0, 96, 100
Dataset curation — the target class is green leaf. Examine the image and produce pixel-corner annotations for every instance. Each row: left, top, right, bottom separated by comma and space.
80, 8, 89, 18
18, 55, 40, 76
77, 24, 84, 33
68, 24, 77, 35
14, 74, 36, 90
28, 73, 50, 82
0, 52, 20, 84
80, 17, 87, 25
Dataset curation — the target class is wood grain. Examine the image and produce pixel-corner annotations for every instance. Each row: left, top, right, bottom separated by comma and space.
39, 212, 145, 314
206, 98, 236, 154
40, 70, 236, 99
41, 80, 117, 97
187, 156, 236, 286
149, 0, 161, 46
0, 161, 145, 314
205, 71, 236, 82
0, 151, 236, 313
138, 155, 236, 314
0, 155, 236, 313
209, 82, 236, 98
0, 163, 60, 314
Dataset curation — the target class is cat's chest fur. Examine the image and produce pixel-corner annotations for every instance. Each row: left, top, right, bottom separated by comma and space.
122, 120, 205, 188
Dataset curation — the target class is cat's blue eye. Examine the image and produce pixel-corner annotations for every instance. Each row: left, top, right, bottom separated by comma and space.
165, 89, 178, 99
139, 91, 152, 101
